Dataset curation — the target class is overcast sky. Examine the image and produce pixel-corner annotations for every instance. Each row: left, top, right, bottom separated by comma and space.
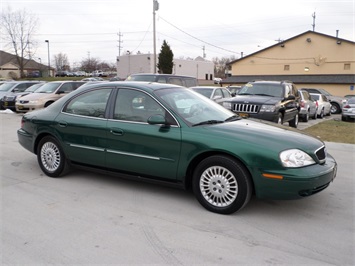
1, 0, 354, 68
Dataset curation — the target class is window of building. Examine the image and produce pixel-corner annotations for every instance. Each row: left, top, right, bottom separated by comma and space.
344, 63, 351, 70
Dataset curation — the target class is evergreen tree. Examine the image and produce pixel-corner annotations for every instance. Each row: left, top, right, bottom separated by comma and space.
157, 40, 174, 74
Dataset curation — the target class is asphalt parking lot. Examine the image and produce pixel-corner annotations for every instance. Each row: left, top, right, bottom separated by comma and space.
1, 112, 354, 265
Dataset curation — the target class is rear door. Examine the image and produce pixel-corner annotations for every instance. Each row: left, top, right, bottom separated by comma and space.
55, 87, 113, 167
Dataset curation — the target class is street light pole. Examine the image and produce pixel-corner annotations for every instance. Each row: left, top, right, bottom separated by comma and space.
153, 0, 159, 73
45, 40, 51, 77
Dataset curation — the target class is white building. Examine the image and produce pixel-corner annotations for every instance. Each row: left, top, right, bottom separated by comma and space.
116, 53, 214, 82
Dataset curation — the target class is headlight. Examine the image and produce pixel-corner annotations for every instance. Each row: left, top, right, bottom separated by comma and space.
260, 105, 276, 112
280, 149, 315, 167
223, 102, 231, 109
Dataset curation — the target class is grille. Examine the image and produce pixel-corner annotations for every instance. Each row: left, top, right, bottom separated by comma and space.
233, 104, 259, 113
315, 146, 326, 162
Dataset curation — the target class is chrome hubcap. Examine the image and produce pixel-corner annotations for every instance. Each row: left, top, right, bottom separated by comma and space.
41, 142, 60, 172
200, 166, 238, 207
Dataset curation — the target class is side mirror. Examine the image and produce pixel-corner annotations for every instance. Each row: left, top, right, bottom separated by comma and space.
148, 114, 168, 125
212, 95, 222, 101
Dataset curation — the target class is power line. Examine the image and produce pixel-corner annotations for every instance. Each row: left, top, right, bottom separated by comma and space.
159, 16, 241, 56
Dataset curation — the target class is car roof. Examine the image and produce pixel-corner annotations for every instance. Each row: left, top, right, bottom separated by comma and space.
76, 81, 184, 93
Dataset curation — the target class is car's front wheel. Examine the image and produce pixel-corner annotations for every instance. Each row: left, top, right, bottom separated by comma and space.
289, 113, 299, 128
330, 103, 340, 114
37, 136, 69, 177
192, 155, 252, 215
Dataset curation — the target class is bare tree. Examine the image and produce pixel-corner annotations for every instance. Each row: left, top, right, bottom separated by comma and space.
54, 53, 70, 70
212, 56, 236, 78
0, 6, 39, 78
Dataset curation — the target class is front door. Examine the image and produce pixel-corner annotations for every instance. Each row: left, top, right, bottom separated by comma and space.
105, 88, 181, 180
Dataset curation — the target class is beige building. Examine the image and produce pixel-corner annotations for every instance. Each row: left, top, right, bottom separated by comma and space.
223, 31, 355, 97
0, 50, 53, 79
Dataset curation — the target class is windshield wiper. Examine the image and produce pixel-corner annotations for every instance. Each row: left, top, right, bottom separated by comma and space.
192, 120, 224, 127
225, 115, 241, 122
254, 93, 273, 97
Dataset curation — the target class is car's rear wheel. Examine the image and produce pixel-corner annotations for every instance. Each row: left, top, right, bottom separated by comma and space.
318, 108, 324, 118
37, 136, 69, 177
192, 155, 252, 215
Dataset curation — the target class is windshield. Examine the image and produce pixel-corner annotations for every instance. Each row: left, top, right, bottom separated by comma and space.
0, 83, 16, 92
25, 83, 44, 92
191, 88, 213, 98
155, 87, 236, 126
319, 88, 332, 96
239, 83, 283, 97
35, 83, 61, 93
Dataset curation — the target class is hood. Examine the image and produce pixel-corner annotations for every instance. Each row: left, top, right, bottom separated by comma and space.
204, 118, 324, 152
19, 92, 51, 101
229, 95, 281, 105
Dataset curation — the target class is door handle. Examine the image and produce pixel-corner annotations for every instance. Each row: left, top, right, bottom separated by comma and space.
58, 121, 68, 127
110, 128, 124, 136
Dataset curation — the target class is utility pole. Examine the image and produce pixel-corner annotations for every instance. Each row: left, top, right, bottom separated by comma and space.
202, 46, 206, 59
312, 12, 316, 31
153, 0, 159, 73
117, 31, 123, 56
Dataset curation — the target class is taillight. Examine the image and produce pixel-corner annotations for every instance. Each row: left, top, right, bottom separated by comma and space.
300, 100, 305, 108
315, 101, 319, 107
21, 117, 25, 128
343, 105, 350, 108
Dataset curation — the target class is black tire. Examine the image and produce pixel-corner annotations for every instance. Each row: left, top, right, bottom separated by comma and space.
192, 155, 252, 215
312, 109, 317, 120
37, 136, 69, 177
330, 103, 340, 114
303, 111, 309, 122
277, 113, 283, 125
289, 113, 299, 128
318, 108, 324, 119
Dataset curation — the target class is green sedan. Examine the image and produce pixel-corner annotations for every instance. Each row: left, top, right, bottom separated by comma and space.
17, 82, 337, 214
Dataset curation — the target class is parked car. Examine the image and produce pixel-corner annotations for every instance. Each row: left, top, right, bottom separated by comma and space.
0, 82, 46, 111
344, 94, 355, 99
55, 71, 71, 77
301, 88, 345, 114
226, 86, 242, 96
223, 80, 300, 128
341, 97, 355, 121
16, 81, 86, 113
190, 86, 232, 105
309, 93, 332, 118
17, 81, 337, 215
298, 90, 318, 122
0, 81, 41, 109
213, 77, 222, 84
126, 73, 198, 87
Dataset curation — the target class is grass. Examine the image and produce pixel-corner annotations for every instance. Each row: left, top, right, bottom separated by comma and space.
303, 119, 355, 144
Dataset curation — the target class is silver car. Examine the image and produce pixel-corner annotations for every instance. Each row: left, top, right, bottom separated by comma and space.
310, 93, 332, 118
301, 88, 346, 114
190, 86, 232, 105
298, 90, 317, 122
342, 97, 355, 121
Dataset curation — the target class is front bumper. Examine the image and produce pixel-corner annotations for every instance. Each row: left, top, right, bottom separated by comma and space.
253, 154, 337, 200
16, 103, 43, 113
